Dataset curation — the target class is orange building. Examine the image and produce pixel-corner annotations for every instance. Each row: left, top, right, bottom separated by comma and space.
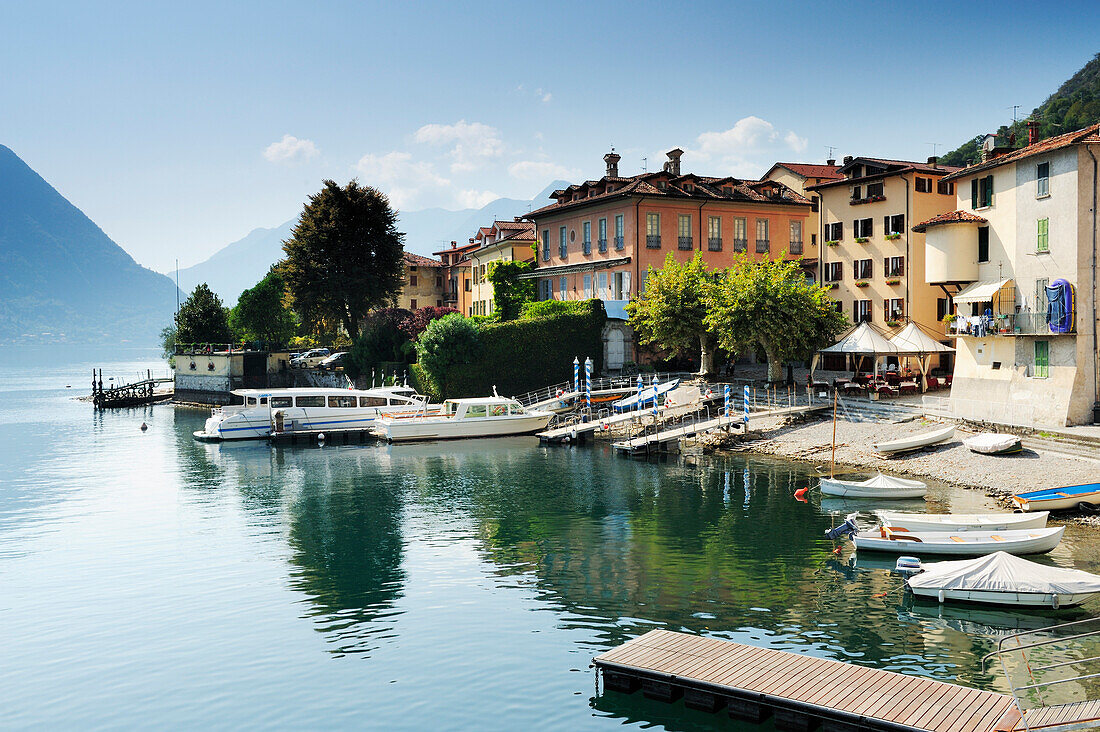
524, 149, 814, 315
432, 239, 478, 315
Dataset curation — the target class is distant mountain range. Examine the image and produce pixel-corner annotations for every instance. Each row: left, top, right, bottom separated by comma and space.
176, 181, 568, 304
0, 145, 178, 345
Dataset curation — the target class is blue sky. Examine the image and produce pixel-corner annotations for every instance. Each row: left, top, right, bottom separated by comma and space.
2, 0, 1098, 271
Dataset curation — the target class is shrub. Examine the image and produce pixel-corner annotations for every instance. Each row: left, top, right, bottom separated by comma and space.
415, 313, 482, 395
399, 306, 460, 342
519, 299, 592, 320
346, 307, 412, 378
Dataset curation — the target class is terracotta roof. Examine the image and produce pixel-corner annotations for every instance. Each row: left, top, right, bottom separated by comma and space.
403, 252, 443, 268
432, 241, 480, 256
806, 156, 962, 191
942, 123, 1100, 182
911, 210, 988, 233
770, 162, 843, 180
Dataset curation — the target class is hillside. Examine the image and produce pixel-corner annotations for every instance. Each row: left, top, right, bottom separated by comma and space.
941, 52, 1100, 166
0, 145, 179, 344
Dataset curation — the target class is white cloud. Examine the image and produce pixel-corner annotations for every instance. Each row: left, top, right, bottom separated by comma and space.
354, 151, 450, 209
455, 189, 502, 209
695, 116, 779, 160
681, 116, 811, 176
535, 88, 552, 103
784, 131, 808, 153
413, 120, 504, 173
263, 134, 319, 164
508, 160, 578, 182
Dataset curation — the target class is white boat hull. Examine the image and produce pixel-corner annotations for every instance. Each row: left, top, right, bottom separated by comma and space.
377, 413, 552, 442
873, 425, 955, 455
853, 526, 1064, 556
909, 586, 1093, 608
964, 433, 1022, 455
820, 474, 927, 499
875, 511, 1049, 532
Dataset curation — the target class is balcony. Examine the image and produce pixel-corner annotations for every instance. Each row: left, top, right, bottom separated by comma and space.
733, 238, 748, 252
946, 312, 1067, 337
443, 291, 458, 303
583, 240, 592, 255
614, 236, 625, 251
598, 238, 607, 253
678, 235, 693, 250
850, 194, 886, 205
789, 241, 803, 255
646, 235, 661, 249
708, 237, 722, 252
756, 239, 770, 253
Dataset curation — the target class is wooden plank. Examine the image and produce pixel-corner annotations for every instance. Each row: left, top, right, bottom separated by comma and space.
951, 693, 1011, 732
872, 675, 941, 723
799, 661, 875, 708
904, 682, 968, 730
959, 696, 1016, 732
813, 664, 884, 711
936, 688, 1005, 732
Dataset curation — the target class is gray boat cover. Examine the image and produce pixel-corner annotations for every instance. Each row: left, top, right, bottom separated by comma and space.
908, 551, 1100, 594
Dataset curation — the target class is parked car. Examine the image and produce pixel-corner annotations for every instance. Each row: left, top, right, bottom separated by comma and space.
291, 348, 331, 368
319, 352, 349, 371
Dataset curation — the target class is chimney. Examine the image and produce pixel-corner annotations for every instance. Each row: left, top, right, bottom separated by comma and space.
842, 155, 853, 165
514, 216, 522, 222
451, 240, 456, 248
826, 158, 836, 166
603, 151, 621, 177
927, 156, 938, 168
1028, 119, 1040, 145
665, 148, 683, 175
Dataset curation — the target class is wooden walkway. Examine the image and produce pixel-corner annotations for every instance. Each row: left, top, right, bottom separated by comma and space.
610, 404, 826, 455
594, 629, 1021, 732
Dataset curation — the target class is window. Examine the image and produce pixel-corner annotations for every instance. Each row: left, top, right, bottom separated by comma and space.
295, 396, 325, 407
409, 275, 417, 287
853, 258, 872, 279
410, 298, 417, 309
542, 230, 550, 260
328, 395, 357, 408
884, 214, 905, 235
1037, 218, 1049, 252
884, 298, 904, 322
915, 177, 930, 193
359, 396, 387, 407
867, 182, 884, 198
756, 218, 770, 253
972, 175, 994, 208
646, 212, 661, 248
854, 300, 872, 323
270, 396, 293, 408
464, 278, 471, 292
598, 218, 607, 252
435, 276, 443, 287
465, 404, 487, 418
884, 256, 905, 277
583, 273, 592, 297
789, 220, 803, 255
559, 226, 567, 258
937, 180, 954, 195
823, 262, 842, 282
936, 298, 949, 322
851, 185, 862, 201
1034, 340, 1049, 378
708, 216, 722, 251
678, 214, 693, 250
559, 277, 567, 299
978, 227, 990, 262
583, 221, 592, 254
614, 214, 625, 250
854, 218, 873, 238
825, 221, 843, 241
597, 271, 608, 298
1037, 162, 1050, 197
1035, 278, 1049, 311
733, 217, 748, 251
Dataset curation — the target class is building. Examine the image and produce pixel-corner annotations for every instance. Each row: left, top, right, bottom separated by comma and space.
395, 252, 447, 310
807, 156, 960, 368
918, 123, 1100, 426
525, 149, 814, 321
763, 161, 843, 253
469, 218, 537, 316
174, 348, 291, 404
433, 239, 478, 315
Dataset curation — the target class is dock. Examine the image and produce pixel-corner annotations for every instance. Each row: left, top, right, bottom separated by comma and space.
595, 629, 1022, 732
91, 369, 173, 409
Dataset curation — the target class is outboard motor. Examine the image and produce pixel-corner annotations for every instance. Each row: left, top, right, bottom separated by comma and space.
824, 516, 858, 541
894, 556, 922, 576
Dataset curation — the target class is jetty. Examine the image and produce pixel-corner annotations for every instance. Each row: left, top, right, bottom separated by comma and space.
91, 369, 172, 409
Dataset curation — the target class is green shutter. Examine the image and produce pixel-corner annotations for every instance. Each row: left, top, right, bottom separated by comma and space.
971, 179, 978, 208
985, 175, 994, 206
1034, 340, 1049, 378
1037, 218, 1049, 252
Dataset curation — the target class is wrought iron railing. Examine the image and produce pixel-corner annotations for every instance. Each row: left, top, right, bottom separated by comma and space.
708, 237, 722, 251
645, 235, 661, 249
614, 235, 625, 250
733, 238, 748, 252
677, 236, 693, 250
756, 239, 770, 253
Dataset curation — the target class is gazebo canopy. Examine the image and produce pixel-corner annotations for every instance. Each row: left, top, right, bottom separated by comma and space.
818, 322, 899, 356
889, 322, 955, 355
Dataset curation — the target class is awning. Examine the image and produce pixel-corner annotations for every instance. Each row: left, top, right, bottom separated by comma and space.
818, 322, 899, 356
516, 256, 631, 279
889, 322, 955, 354
953, 279, 1013, 306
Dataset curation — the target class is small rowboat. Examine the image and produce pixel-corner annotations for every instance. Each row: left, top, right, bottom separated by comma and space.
820, 473, 927, 499
875, 510, 1048, 532
852, 525, 1064, 556
1012, 483, 1100, 512
612, 379, 680, 412
964, 432, 1022, 455
873, 425, 955, 455
907, 551, 1100, 608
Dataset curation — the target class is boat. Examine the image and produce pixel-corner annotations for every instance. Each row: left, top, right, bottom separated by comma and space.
873, 425, 955, 455
906, 551, 1100, 608
874, 510, 1048, 532
612, 379, 680, 412
373, 396, 552, 442
1012, 483, 1100, 512
193, 386, 430, 441
819, 473, 927, 499
964, 432, 1022, 455
851, 525, 1064, 556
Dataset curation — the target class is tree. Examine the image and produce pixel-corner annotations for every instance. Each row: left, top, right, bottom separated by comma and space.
625, 252, 718, 375
487, 260, 536, 321
229, 268, 297, 346
282, 179, 405, 338
175, 283, 233, 345
706, 256, 848, 382
399, 306, 460, 341
160, 324, 176, 362
415, 313, 481, 396
346, 307, 413, 378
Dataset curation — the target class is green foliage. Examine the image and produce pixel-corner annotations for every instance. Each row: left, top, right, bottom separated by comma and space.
346, 307, 412, 378
486, 260, 536, 321
160, 325, 176, 361
625, 252, 717, 374
518, 299, 592, 320
706, 256, 848, 382
174, 283, 233, 345
414, 313, 482, 395
282, 179, 405, 338
228, 268, 296, 346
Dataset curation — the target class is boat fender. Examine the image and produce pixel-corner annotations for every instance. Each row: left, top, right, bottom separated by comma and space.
937, 590, 945, 603
794, 487, 808, 499
140, 422, 148, 431
1052, 594, 1060, 610
317, 433, 325, 443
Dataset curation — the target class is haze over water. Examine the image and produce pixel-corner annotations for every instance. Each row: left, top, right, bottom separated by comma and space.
2, 349, 1097, 730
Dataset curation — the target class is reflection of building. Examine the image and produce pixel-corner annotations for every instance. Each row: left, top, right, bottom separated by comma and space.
433, 239, 477, 315
922, 123, 1100, 426
469, 219, 536, 316
395, 252, 446, 310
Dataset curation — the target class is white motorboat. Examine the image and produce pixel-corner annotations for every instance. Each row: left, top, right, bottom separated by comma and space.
906, 551, 1100, 608
193, 386, 430, 441
612, 379, 680, 412
373, 396, 552, 442
875, 510, 1049, 533
852, 525, 1064, 556
1012, 483, 1100, 512
873, 425, 956, 455
819, 473, 927, 499
964, 432, 1022, 455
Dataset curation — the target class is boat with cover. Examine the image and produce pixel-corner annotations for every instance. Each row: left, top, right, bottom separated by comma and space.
872, 425, 955, 455
964, 432, 1022, 455
874, 510, 1048, 532
194, 386, 430, 441
612, 379, 680, 412
906, 551, 1100, 608
373, 395, 552, 442
1012, 483, 1100, 512
852, 525, 1064, 556
819, 473, 927, 499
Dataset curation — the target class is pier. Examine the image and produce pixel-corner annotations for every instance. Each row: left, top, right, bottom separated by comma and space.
91, 369, 172, 409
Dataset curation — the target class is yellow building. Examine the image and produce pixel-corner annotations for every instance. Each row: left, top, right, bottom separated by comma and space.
763, 161, 843, 259
394, 252, 447, 310
468, 219, 536, 316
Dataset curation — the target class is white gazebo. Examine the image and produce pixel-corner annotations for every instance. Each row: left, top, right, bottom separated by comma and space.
811, 322, 900, 379
888, 322, 955, 391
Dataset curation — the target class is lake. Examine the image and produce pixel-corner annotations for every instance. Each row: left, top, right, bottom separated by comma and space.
2, 348, 1097, 730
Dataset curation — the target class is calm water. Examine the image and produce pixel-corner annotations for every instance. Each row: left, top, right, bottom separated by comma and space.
2, 348, 1097, 730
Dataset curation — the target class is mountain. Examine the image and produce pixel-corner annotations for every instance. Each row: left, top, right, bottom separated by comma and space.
0, 145, 179, 344
177, 180, 569, 305
941, 52, 1100, 167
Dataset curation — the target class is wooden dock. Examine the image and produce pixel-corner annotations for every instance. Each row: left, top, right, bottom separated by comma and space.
594, 629, 1022, 732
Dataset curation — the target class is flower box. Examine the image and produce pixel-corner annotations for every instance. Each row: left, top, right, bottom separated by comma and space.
885, 278, 900, 286
825, 240, 840, 247
828, 282, 839, 289
869, 195, 886, 202
885, 320, 902, 327
855, 280, 869, 288
855, 237, 869, 243
884, 233, 901, 240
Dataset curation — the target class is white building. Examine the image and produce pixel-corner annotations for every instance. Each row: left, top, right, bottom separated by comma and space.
916, 123, 1100, 426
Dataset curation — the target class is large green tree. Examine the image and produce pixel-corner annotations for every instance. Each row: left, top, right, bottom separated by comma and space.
282, 179, 404, 338
487, 260, 536, 321
625, 252, 718, 375
175, 283, 233, 345
415, 313, 481, 396
229, 268, 297, 345
707, 256, 847, 382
